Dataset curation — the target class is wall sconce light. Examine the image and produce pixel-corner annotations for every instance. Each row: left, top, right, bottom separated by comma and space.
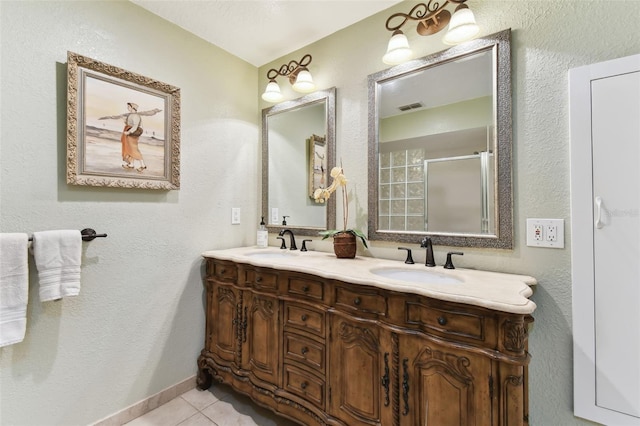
382, 0, 480, 65
261, 54, 316, 103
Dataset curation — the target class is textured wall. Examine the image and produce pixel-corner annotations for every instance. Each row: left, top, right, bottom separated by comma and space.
2, 1, 639, 425
258, 1, 640, 425
0, 1, 258, 424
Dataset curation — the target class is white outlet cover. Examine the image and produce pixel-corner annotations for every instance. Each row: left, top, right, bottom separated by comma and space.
526, 218, 565, 248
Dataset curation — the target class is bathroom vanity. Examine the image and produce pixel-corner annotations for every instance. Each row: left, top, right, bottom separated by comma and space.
197, 247, 536, 426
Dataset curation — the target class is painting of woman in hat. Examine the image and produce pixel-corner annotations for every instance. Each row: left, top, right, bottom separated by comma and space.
99, 102, 162, 172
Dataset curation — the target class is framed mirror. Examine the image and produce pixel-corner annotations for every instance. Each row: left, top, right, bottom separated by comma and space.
368, 29, 512, 248
262, 87, 336, 236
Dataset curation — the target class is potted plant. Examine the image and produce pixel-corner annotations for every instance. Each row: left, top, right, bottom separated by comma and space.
313, 165, 368, 258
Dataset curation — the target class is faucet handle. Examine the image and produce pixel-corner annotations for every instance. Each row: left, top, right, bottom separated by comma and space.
398, 247, 414, 264
444, 252, 464, 269
282, 216, 289, 225
421, 237, 436, 267
301, 239, 312, 252
277, 236, 287, 249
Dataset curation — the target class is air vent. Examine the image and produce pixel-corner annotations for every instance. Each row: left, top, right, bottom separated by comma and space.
398, 102, 423, 112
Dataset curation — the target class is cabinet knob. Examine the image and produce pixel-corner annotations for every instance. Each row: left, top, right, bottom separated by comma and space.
220, 268, 226, 274
301, 381, 308, 390
437, 316, 448, 326
354, 297, 361, 305
301, 314, 308, 321
256, 276, 262, 283
301, 347, 309, 355
302, 285, 310, 292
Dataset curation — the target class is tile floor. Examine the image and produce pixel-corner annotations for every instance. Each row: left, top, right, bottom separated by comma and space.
123, 385, 299, 426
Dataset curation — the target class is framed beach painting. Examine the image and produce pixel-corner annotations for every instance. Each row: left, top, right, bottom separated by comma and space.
66, 52, 180, 190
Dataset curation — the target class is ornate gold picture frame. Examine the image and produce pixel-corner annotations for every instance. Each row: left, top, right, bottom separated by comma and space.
66, 52, 180, 190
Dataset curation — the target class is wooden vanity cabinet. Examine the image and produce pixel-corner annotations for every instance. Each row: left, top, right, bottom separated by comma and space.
203, 261, 237, 366
197, 258, 532, 426
328, 313, 394, 426
199, 262, 281, 397
398, 334, 493, 426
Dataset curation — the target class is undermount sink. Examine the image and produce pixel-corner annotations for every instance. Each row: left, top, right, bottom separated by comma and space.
371, 268, 463, 285
244, 251, 297, 259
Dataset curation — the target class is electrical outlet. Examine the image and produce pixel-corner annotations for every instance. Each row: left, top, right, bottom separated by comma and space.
533, 224, 543, 241
231, 207, 240, 225
546, 224, 557, 242
526, 218, 564, 248
271, 208, 279, 225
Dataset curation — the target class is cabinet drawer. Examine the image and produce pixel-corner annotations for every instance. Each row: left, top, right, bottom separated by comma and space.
284, 332, 325, 374
286, 277, 324, 301
405, 301, 485, 341
245, 269, 278, 291
207, 260, 237, 283
283, 364, 325, 408
335, 286, 387, 317
285, 304, 325, 337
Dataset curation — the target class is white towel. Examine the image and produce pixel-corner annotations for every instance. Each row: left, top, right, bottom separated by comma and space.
0, 233, 29, 347
32, 230, 82, 302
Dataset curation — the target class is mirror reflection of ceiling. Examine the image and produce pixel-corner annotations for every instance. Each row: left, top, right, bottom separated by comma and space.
380, 50, 493, 118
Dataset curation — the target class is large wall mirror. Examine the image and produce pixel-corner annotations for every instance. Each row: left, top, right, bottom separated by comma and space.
262, 87, 336, 236
368, 29, 512, 248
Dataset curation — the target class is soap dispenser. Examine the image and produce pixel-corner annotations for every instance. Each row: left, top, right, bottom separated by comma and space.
257, 216, 268, 248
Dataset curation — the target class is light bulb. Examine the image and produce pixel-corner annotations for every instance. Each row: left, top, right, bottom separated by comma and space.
383, 30, 413, 65
261, 80, 284, 103
292, 68, 316, 93
443, 4, 480, 45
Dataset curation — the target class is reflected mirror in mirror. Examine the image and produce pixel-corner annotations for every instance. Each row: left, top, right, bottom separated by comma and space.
368, 29, 512, 248
262, 88, 336, 236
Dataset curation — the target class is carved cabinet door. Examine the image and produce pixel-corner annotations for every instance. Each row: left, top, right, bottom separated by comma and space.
209, 282, 240, 366
241, 291, 281, 385
399, 335, 493, 426
328, 314, 393, 426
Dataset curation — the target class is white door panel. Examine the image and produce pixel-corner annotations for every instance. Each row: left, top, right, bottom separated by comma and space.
571, 54, 640, 425
591, 71, 640, 418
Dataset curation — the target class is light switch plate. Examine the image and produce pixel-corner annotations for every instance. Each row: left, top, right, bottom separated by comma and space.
231, 207, 240, 225
526, 218, 564, 248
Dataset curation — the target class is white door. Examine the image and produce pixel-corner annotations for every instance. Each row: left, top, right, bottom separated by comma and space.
570, 54, 640, 425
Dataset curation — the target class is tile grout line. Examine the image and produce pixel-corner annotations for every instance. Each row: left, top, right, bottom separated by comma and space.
177, 393, 224, 426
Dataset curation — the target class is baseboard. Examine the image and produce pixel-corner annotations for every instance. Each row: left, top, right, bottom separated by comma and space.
92, 375, 197, 426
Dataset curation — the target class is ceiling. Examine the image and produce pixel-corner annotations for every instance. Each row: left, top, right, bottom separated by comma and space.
131, 0, 403, 67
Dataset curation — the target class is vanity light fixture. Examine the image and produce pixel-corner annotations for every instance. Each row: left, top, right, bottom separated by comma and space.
261, 54, 316, 103
382, 0, 480, 65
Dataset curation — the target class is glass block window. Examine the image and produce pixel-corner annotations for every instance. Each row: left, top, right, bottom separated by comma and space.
379, 149, 425, 231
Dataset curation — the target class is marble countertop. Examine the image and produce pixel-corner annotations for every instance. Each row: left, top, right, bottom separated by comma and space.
202, 246, 537, 315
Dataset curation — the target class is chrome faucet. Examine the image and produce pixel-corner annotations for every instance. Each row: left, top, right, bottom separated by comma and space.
278, 229, 297, 250
420, 237, 436, 267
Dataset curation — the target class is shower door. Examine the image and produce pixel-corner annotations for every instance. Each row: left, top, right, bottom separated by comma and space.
424, 152, 493, 234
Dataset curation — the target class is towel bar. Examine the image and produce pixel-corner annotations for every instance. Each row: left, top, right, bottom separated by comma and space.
27, 228, 107, 242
